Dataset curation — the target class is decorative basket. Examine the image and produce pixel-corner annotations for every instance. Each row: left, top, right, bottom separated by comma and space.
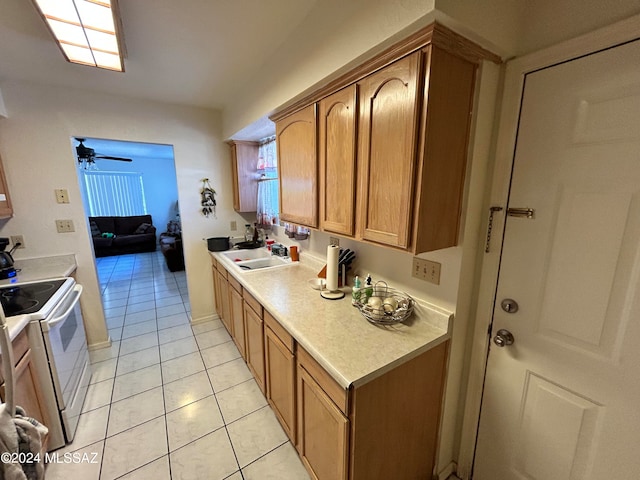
355, 281, 414, 325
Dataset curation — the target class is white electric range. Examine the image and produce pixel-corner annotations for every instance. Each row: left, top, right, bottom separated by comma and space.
0, 277, 92, 450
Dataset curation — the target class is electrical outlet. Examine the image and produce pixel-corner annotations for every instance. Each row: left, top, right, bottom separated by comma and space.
230, 221, 237, 231
10, 235, 25, 249
55, 220, 75, 233
55, 189, 70, 204
412, 257, 441, 285
329, 236, 340, 247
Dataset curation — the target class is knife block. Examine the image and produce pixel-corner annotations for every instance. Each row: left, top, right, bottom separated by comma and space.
317, 264, 346, 287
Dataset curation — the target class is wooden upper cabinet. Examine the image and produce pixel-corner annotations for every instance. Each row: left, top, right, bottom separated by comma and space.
356, 52, 422, 249
0, 154, 13, 218
229, 141, 259, 213
319, 85, 358, 236
276, 104, 318, 228
412, 45, 476, 252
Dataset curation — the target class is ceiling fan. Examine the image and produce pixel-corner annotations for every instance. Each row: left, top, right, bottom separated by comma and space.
75, 138, 132, 169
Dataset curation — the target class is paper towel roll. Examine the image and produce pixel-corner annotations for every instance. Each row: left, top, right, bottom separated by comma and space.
325, 244, 340, 291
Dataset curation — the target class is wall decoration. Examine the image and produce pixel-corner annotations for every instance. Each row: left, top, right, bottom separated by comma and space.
200, 178, 216, 218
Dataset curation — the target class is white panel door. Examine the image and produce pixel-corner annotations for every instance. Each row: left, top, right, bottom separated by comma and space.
474, 39, 640, 479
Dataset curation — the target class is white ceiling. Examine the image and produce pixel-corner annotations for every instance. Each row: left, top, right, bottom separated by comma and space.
0, 0, 317, 111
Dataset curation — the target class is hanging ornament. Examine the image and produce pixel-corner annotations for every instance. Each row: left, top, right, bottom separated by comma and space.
200, 178, 217, 218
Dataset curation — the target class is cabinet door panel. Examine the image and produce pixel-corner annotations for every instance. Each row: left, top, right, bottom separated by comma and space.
217, 269, 233, 336
265, 326, 296, 442
212, 266, 222, 318
319, 85, 357, 236
229, 285, 246, 359
244, 301, 265, 394
357, 52, 421, 248
229, 141, 259, 212
276, 104, 318, 227
297, 365, 349, 480
0, 350, 52, 433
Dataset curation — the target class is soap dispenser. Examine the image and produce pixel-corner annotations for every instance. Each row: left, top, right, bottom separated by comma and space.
352, 276, 362, 306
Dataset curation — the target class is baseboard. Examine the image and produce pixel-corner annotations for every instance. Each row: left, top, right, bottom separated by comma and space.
437, 461, 458, 480
88, 338, 113, 350
190, 313, 219, 325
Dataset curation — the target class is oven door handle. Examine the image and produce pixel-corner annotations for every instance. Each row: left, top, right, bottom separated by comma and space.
47, 285, 83, 329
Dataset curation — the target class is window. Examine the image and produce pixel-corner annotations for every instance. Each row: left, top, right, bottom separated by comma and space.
83, 171, 147, 216
256, 136, 279, 229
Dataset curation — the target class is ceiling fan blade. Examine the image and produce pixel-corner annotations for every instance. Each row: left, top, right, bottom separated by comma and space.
95, 155, 133, 162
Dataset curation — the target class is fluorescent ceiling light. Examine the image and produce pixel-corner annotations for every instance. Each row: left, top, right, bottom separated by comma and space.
31, 0, 125, 72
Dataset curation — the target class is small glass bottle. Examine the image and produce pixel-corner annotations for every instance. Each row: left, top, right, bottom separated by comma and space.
244, 224, 252, 241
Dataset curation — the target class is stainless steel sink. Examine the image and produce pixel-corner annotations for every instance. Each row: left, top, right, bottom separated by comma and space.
223, 249, 292, 271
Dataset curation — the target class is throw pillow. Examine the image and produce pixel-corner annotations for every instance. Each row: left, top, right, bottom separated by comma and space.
90, 221, 101, 237
134, 223, 151, 234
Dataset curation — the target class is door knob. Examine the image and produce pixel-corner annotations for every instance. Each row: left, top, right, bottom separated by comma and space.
493, 329, 515, 347
501, 298, 519, 313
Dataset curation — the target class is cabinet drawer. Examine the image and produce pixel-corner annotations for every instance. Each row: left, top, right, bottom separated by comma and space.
228, 274, 242, 293
298, 346, 348, 415
0, 328, 29, 383
211, 257, 218, 270
264, 310, 294, 352
243, 290, 262, 316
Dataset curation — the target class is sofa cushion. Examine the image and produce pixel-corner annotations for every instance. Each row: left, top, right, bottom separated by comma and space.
134, 222, 152, 234
114, 215, 154, 235
89, 216, 116, 235
92, 236, 113, 248
113, 233, 155, 247
89, 220, 101, 237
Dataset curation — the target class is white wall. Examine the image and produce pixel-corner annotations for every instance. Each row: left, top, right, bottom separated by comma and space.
0, 79, 248, 345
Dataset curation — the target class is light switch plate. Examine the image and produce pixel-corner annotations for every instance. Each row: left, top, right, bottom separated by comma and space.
412, 258, 441, 285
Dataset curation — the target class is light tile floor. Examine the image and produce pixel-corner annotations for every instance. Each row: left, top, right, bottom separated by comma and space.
45, 251, 310, 480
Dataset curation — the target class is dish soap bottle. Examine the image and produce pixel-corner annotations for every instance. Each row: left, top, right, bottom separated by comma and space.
364, 274, 373, 302
351, 276, 362, 306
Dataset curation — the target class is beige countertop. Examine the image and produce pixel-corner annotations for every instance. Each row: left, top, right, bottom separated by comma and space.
0, 254, 77, 286
213, 250, 452, 389
0, 254, 77, 341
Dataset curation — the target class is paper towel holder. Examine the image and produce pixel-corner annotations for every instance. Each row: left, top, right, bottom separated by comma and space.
321, 288, 345, 300
321, 244, 345, 300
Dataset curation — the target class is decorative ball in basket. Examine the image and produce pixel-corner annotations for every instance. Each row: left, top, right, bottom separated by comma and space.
355, 281, 414, 325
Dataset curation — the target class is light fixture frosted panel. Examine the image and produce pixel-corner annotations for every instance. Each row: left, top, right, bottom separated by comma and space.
48, 20, 88, 46
60, 44, 95, 65
85, 29, 118, 52
31, 0, 124, 72
93, 51, 122, 71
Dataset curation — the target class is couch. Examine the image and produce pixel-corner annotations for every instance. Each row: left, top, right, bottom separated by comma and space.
89, 215, 157, 257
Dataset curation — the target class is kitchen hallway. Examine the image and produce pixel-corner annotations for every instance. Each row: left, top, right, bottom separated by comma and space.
44, 251, 310, 480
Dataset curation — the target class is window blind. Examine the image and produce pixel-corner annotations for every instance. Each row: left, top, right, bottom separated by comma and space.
83, 171, 147, 216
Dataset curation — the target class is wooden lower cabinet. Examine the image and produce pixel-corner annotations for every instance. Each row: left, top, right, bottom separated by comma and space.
215, 267, 233, 336
264, 314, 296, 442
0, 330, 51, 452
229, 282, 246, 359
297, 364, 349, 480
212, 260, 222, 318
243, 298, 265, 394
209, 258, 449, 480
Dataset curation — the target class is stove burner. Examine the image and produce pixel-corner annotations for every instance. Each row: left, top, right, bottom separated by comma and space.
3, 298, 39, 316
0, 279, 67, 316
